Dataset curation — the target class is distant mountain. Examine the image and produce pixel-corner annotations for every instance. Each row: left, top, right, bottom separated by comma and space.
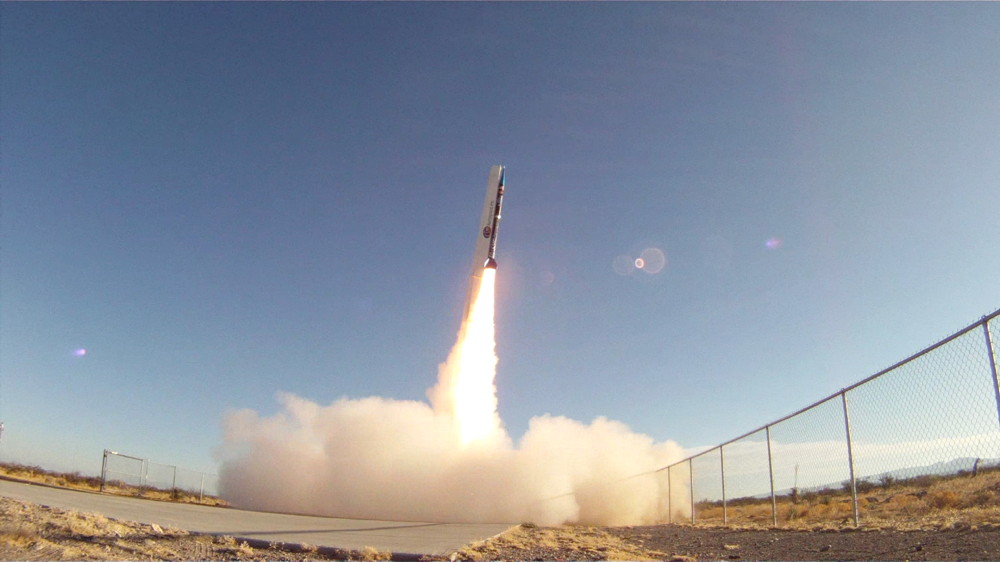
756, 457, 1000, 500
864, 456, 1000, 483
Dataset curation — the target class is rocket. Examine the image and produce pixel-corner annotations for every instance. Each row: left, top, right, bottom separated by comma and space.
463, 165, 505, 319
475, 165, 505, 271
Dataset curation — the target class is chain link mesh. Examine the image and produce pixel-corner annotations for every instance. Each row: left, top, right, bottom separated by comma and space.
101, 452, 143, 491
768, 395, 853, 524
662, 311, 1000, 527
665, 462, 691, 523
717, 429, 772, 525
690, 448, 724, 522
846, 326, 999, 484
100, 450, 218, 501
143, 460, 176, 491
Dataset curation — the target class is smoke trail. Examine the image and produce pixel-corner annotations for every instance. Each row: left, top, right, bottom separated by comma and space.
217, 273, 687, 525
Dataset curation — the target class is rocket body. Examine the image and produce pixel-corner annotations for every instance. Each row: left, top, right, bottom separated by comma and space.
474, 165, 505, 271
464, 165, 505, 319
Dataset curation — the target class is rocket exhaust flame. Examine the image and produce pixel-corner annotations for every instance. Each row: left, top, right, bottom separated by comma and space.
216, 167, 688, 525
428, 268, 501, 446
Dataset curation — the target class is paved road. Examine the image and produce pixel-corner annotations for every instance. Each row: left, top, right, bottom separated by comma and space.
0, 479, 513, 557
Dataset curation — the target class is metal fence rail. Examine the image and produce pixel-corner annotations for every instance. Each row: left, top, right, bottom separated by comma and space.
100, 449, 219, 501
660, 308, 1000, 527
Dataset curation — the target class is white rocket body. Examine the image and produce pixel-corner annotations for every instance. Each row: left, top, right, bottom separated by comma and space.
464, 165, 505, 319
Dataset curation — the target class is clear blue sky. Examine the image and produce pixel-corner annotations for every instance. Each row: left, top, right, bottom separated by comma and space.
2, 3, 998, 476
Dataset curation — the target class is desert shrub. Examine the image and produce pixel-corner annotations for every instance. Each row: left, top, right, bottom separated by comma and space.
928, 490, 960, 510
728, 496, 764, 507
843, 479, 880, 494
234, 540, 254, 556
962, 490, 995, 508
857, 480, 878, 494
745, 503, 774, 521
357, 546, 392, 561
807, 499, 853, 520
906, 475, 936, 488
696, 505, 725, 521
62, 471, 100, 487
784, 504, 809, 521
0, 523, 40, 548
887, 494, 919, 510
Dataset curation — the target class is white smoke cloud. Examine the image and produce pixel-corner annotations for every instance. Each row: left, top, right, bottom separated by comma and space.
217, 273, 687, 525
218, 393, 685, 525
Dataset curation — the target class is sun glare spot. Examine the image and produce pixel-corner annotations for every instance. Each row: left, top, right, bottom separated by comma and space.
615, 247, 667, 277
638, 247, 666, 274
73, 348, 87, 357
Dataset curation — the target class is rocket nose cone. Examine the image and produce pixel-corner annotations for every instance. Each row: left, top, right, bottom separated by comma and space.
484, 258, 498, 270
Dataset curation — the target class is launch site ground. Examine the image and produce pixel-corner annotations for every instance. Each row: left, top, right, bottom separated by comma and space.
0, 479, 509, 559
3, 475, 1000, 560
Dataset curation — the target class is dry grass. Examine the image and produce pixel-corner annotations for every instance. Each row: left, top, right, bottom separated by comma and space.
0, 496, 197, 560
690, 466, 1000, 530
0, 462, 228, 507
356, 545, 393, 560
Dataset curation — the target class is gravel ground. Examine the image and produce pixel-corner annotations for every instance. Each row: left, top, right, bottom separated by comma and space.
455, 522, 1000, 560
607, 523, 1000, 561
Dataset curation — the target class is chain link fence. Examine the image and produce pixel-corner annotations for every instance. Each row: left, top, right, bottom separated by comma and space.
100, 449, 219, 503
661, 308, 1000, 527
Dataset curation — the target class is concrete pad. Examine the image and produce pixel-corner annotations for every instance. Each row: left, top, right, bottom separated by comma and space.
0, 479, 513, 557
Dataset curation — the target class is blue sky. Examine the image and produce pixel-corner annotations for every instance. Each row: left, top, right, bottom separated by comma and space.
2, 3, 998, 476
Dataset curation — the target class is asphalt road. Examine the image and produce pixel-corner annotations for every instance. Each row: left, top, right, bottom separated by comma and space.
0, 479, 513, 557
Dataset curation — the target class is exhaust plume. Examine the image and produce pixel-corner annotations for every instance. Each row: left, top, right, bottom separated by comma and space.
427, 269, 503, 446
218, 271, 686, 525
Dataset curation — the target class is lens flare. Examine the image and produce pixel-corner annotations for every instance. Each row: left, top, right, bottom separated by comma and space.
638, 247, 666, 274
613, 254, 635, 275
428, 268, 501, 446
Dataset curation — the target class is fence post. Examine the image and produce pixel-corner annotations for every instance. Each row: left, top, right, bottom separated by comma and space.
100, 450, 109, 493
719, 446, 728, 525
983, 319, 1000, 429
765, 425, 777, 526
667, 467, 672, 524
171, 465, 177, 496
841, 390, 860, 526
199, 473, 206, 503
689, 459, 695, 524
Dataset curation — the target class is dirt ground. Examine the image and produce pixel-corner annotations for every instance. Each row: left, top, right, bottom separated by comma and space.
4, 495, 1000, 561
608, 523, 1000, 561
455, 522, 1000, 561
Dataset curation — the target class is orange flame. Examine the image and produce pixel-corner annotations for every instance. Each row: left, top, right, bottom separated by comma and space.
428, 268, 501, 446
